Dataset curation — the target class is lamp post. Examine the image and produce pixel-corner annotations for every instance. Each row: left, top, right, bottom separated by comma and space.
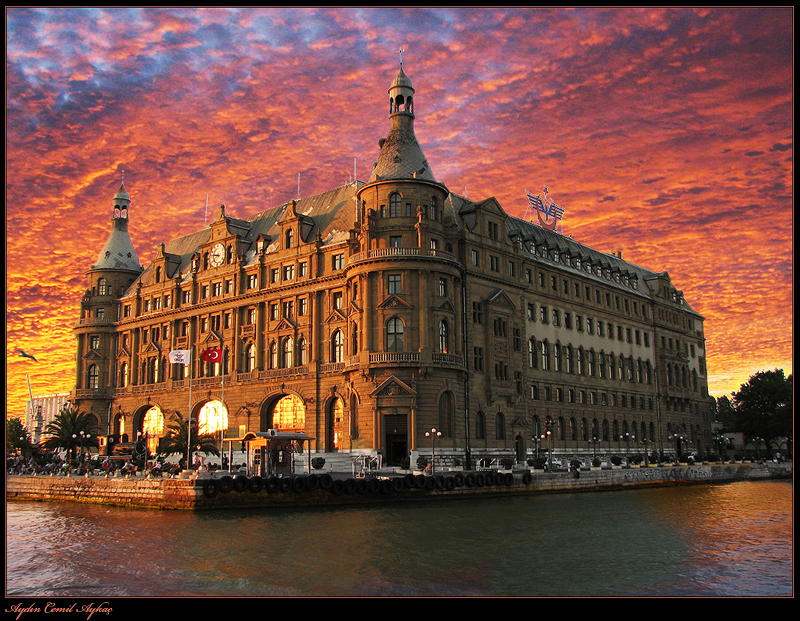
642, 438, 651, 466
592, 435, 599, 459
425, 428, 441, 474
543, 416, 556, 471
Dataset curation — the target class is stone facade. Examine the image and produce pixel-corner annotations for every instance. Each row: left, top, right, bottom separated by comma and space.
70, 67, 713, 468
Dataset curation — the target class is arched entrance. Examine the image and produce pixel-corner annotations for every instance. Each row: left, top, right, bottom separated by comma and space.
259, 393, 306, 434
326, 397, 344, 452
515, 434, 526, 464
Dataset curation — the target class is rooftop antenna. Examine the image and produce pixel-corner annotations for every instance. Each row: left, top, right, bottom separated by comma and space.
204, 194, 209, 227
397, 47, 405, 68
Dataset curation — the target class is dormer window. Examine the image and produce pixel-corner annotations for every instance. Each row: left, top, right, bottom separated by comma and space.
286, 229, 294, 249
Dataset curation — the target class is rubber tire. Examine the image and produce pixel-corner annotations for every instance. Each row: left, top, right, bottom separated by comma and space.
356, 478, 369, 494
233, 475, 249, 492
306, 474, 320, 491
465, 473, 476, 487
414, 474, 427, 489
404, 473, 417, 488
475, 473, 486, 487
266, 476, 280, 492
368, 478, 381, 493
203, 479, 219, 498
392, 477, 406, 493
248, 475, 263, 492
218, 475, 234, 493
445, 476, 456, 490
504, 473, 514, 486
319, 473, 334, 490
344, 478, 358, 494
454, 473, 466, 487
522, 472, 533, 485
292, 476, 307, 492
279, 477, 293, 492
331, 479, 345, 495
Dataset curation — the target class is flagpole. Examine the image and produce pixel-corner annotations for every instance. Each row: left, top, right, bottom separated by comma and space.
187, 352, 193, 472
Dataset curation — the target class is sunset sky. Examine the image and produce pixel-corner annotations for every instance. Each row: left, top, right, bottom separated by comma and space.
6, 7, 793, 418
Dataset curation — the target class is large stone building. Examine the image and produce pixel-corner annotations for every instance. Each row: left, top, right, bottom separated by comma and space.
71, 66, 713, 469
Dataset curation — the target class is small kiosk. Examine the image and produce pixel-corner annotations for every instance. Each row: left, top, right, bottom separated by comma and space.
237, 430, 314, 477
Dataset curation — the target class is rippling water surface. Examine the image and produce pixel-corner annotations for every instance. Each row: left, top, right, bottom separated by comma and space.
6, 480, 792, 597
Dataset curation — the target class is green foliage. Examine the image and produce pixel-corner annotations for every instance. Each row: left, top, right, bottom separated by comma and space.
40, 407, 99, 459
500, 457, 515, 469
156, 416, 220, 460
311, 457, 326, 470
6, 417, 29, 452
730, 369, 792, 440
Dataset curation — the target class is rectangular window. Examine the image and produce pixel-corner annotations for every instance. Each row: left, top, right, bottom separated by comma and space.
299, 261, 308, 277
471, 249, 479, 266
283, 265, 295, 280
472, 301, 483, 324
389, 235, 402, 248
388, 274, 401, 294
490, 256, 499, 272
473, 347, 484, 372
439, 277, 447, 297
299, 298, 308, 316
332, 254, 344, 270
270, 268, 279, 283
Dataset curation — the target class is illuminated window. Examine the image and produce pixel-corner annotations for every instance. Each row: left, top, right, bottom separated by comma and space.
272, 394, 306, 433
198, 399, 228, 435
143, 405, 165, 453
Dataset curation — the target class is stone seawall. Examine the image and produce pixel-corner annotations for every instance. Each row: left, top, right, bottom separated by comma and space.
6, 462, 791, 511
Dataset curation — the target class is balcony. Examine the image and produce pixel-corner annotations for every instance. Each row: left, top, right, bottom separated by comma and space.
346, 247, 459, 268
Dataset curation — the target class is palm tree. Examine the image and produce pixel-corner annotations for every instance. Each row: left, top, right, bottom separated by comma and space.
157, 415, 220, 467
41, 407, 99, 461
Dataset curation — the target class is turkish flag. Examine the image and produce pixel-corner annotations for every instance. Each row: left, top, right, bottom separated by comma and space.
201, 348, 223, 363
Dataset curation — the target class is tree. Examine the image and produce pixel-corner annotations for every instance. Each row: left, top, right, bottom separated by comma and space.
41, 407, 100, 460
715, 395, 736, 430
730, 369, 792, 442
6, 417, 30, 453
157, 415, 220, 465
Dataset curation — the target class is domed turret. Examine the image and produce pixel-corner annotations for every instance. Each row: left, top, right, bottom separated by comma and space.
369, 65, 437, 184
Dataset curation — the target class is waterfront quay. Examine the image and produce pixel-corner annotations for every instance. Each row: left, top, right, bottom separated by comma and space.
6, 461, 791, 512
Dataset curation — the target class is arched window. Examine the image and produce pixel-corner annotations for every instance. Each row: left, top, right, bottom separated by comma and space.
297, 338, 307, 366
87, 364, 99, 389
541, 340, 550, 370
285, 228, 294, 249
495, 412, 505, 441
528, 338, 537, 368
198, 400, 228, 435
270, 341, 278, 369
602, 419, 610, 441
439, 391, 454, 436
389, 192, 402, 217
97, 278, 107, 295
331, 330, 344, 362
283, 338, 293, 368
386, 317, 404, 351
246, 343, 256, 372
438, 320, 449, 353
475, 411, 486, 440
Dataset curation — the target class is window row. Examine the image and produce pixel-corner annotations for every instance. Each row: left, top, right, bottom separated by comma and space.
527, 338, 653, 383
526, 302, 651, 347
530, 384, 655, 411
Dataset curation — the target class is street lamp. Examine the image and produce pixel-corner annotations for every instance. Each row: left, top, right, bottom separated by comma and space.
591, 435, 599, 459
425, 428, 441, 474
543, 416, 556, 471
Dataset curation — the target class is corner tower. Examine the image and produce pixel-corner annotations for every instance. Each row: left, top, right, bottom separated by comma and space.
350, 65, 464, 467
72, 181, 143, 429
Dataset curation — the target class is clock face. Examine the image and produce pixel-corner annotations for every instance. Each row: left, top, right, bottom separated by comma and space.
210, 243, 225, 267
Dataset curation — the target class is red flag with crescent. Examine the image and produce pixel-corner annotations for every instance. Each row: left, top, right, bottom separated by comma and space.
201, 348, 223, 363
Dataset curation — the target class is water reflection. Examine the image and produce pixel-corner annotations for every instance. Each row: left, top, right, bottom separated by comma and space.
6, 480, 792, 597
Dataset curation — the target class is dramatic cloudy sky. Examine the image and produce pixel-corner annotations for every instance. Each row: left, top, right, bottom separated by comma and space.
6, 7, 793, 417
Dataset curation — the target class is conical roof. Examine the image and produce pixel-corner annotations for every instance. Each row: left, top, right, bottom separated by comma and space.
93, 216, 141, 272
368, 68, 436, 183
